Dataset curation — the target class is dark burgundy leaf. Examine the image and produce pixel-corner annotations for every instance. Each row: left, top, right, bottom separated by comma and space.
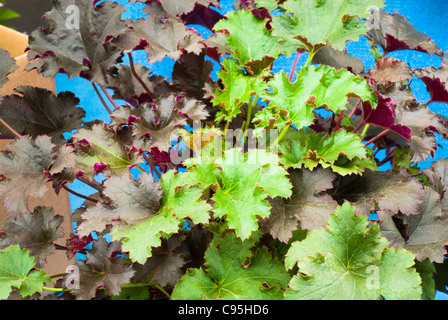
362, 92, 412, 140
367, 10, 443, 57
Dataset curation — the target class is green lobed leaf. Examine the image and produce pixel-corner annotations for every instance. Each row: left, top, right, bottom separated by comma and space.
212, 148, 292, 239
211, 58, 268, 123
112, 212, 180, 264
272, 0, 385, 55
278, 128, 369, 175
171, 232, 289, 300
254, 65, 377, 133
213, 10, 279, 72
285, 202, 422, 300
159, 170, 212, 225
0, 245, 51, 299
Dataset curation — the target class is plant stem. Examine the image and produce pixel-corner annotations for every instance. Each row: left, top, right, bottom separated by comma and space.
410, 171, 423, 177
272, 124, 291, 147
353, 120, 366, 134
333, 110, 345, 132
304, 50, 316, 68
0, 116, 21, 139
360, 123, 370, 138
143, 154, 162, 179
77, 176, 102, 191
328, 112, 336, 135
376, 148, 395, 167
349, 98, 362, 118
289, 51, 302, 82
62, 185, 99, 203
244, 95, 258, 132
42, 286, 67, 292
364, 128, 391, 146
99, 84, 119, 110
224, 120, 230, 132
91, 82, 112, 114
127, 52, 156, 100
49, 272, 67, 279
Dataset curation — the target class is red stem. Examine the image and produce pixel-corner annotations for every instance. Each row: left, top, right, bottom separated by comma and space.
143, 153, 161, 179
364, 128, 391, 146
91, 82, 112, 114
76, 176, 102, 191
289, 51, 303, 82
99, 84, 119, 109
127, 53, 156, 100
0, 116, 21, 139
63, 185, 99, 203
349, 98, 363, 118
333, 110, 345, 132
376, 148, 395, 167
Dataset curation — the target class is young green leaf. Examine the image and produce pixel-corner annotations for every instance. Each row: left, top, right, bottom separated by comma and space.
213, 9, 279, 72
0, 245, 51, 300
272, 0, 385, 56
254, 65, 377, 132
111, 212, 180, 264
159, 170, 212, 225
212, 148, 292, 239
278, 128, 369, 175
285, 202, 422, 300
212, 58, 268, 123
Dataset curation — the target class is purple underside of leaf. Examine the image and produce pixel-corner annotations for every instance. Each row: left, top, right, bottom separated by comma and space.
363, 93, 412, 140
419, 76, 448, 103
150, 147, 171, 164
251, 8, 271, 22
383, 34, 429, 55
181, 3, 223, 30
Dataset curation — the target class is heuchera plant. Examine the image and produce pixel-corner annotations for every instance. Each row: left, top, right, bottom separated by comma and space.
0, 0, 448, 300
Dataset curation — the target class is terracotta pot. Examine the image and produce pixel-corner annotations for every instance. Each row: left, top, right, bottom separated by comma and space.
0, 25, 73, 277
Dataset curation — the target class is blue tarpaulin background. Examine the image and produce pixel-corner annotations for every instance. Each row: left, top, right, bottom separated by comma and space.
55, 0, 448, 299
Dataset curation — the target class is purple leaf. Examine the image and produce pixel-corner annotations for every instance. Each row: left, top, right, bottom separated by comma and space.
362, 92, 412, 140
